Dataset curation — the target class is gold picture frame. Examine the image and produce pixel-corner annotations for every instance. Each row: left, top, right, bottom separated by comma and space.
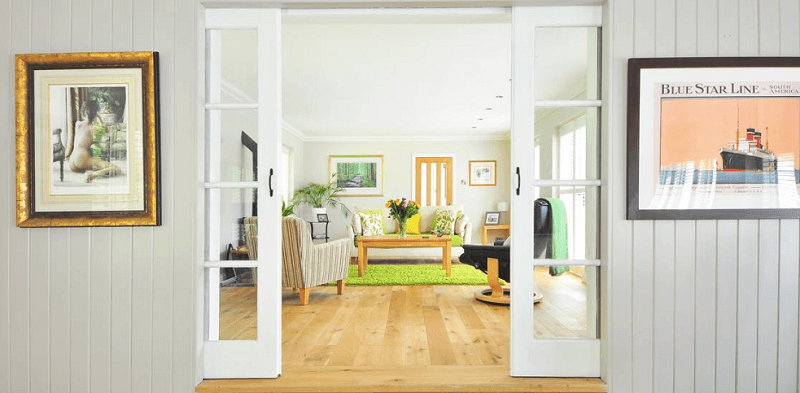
16, 52, 161, 227
469, 160, 496, 186
328, 155, 385, 197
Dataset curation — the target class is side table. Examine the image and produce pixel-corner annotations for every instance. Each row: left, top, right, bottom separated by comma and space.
482, 224, 510, 245
309, 221, 330, 242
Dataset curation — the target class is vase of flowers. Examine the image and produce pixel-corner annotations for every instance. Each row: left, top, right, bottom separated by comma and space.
386, 197, 420, 238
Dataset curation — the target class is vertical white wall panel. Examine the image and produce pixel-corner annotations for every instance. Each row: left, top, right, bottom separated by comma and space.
694, 221, 716, 393
652, 221, 675, 393
608, 0, 634, 390
10, 1, 32, 392
715, 221, 738, 393
609, 1, 800, 393
70, 228, 91, 393
778, 220, 799, 393
631, 221, 653, 393
757, 220, 779, 393
172, 0, 198, 390
737, 220, 759, 393
0, 0, 12, 391
152, 0, 177, 391
673, 221, 695, 393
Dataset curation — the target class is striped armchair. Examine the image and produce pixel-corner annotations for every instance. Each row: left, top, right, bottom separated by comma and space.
245, 216, 352, 305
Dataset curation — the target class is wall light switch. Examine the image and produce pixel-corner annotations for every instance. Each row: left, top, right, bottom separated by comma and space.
460, 179, 467, 185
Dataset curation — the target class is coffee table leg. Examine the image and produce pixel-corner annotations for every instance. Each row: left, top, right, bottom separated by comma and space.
358, 244, 365, 277
444, 245, 451, 277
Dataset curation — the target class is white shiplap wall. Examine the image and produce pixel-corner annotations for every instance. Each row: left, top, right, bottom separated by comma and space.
608, 0, 800, 392
1, 0, 198, 392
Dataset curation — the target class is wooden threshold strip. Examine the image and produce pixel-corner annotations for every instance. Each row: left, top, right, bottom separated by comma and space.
196, 365, 607, 393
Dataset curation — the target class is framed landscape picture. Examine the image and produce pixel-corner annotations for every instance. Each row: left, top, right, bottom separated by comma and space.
329, 155, 384, 197
16, 52, 161, 227
628, 57, 800, 219
469, 160, 496, 186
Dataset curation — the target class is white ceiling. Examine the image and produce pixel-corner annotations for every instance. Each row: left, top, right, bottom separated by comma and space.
226, 14, 591, 140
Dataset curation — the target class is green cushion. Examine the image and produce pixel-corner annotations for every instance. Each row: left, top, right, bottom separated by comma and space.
360, 209, 388, 234
354, 234, 463, 247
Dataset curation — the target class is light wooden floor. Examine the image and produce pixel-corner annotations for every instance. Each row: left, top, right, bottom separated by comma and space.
201, 267, 603, 392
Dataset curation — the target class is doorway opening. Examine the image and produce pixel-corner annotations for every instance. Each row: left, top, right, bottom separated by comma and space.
201, 6, 603, 385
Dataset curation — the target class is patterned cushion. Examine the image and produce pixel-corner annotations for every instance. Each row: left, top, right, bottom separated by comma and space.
360, 211, 384, 236
431, 209, 458, 235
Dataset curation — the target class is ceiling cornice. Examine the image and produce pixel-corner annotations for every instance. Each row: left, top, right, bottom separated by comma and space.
282, 120, 308, 141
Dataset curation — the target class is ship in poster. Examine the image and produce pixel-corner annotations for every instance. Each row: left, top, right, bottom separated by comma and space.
719, 127, 778, 172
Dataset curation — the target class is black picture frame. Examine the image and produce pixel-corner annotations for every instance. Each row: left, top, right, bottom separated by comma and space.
317, 213, 329, 222
628, 57, 800, 220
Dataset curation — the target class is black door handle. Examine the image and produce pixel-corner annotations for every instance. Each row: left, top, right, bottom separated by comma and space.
268, 168, 274, 197
516, 167, 520, 195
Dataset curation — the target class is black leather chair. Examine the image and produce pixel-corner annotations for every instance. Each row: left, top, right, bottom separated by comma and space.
460, 198, 553, 304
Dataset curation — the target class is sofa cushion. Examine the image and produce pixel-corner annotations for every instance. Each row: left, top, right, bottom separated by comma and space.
454, 214, 469, 236
356, 206, 396, 233
419, 204, 463, 233
406, 213, 422, 234
432, 209, 458, 235
359, 211, 384, 236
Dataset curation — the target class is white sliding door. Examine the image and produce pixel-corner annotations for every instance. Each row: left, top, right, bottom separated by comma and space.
201, 9, 282, 378
510, 6, 602, 377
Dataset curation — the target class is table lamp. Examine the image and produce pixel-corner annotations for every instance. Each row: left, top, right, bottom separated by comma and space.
497, 202, 509, 224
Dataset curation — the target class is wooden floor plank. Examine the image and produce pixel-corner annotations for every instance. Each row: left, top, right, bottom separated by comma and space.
422, 306, 458, 365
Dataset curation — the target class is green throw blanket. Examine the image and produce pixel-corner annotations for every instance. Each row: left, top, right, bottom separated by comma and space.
545, 198, 570, 276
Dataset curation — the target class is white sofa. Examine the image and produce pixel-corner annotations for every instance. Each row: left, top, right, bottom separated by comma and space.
345, 205, 473, 259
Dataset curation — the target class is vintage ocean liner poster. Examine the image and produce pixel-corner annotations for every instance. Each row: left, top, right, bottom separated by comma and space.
628, 59, 800, 219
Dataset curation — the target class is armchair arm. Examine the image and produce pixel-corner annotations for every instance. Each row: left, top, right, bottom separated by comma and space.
302, 237, 352, 287
462, 222, 473, 244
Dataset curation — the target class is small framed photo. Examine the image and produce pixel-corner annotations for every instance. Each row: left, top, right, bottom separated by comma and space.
316, 213, 329, 222
469, 160, 496, 186
484, 211, 500, 225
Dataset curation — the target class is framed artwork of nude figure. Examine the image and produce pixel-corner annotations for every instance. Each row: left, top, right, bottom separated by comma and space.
15, 52, 161, 227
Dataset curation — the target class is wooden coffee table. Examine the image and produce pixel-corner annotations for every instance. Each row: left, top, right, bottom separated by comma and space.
357, 235, 452, 277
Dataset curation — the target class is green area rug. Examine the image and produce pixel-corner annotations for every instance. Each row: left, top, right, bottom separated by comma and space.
329, 264, 506, 286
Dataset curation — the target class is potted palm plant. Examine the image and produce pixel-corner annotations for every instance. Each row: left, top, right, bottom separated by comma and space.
292, 175, 352, 217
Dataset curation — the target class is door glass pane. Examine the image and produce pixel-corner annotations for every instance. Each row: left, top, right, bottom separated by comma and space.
533, 265, 598, 339
534, 27, 600, 101
205, 187, 257, 261
205, 109, 258, 183
534, 107, 599, 180
532, 186, 598, 260
207, 267, 257, 341
206, 29, 258, 104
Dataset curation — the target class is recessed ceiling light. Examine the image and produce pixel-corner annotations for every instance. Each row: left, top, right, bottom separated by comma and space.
496, 95, 503, 98
472, 127, 477, 129
478, 118, 483, 121
486, 108, 492, 110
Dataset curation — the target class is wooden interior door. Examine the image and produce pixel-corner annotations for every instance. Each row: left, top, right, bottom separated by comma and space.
415, 156, 453, 206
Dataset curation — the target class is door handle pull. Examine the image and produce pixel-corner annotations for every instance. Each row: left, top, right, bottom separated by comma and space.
516, 167, 521, 195
268, 168, 274, 197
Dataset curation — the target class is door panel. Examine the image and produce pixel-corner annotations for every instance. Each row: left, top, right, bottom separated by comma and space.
510, 6, 602, 377
202, 8, 282, 379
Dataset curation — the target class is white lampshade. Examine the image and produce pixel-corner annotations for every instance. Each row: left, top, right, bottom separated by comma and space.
497, 202, 509, 212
